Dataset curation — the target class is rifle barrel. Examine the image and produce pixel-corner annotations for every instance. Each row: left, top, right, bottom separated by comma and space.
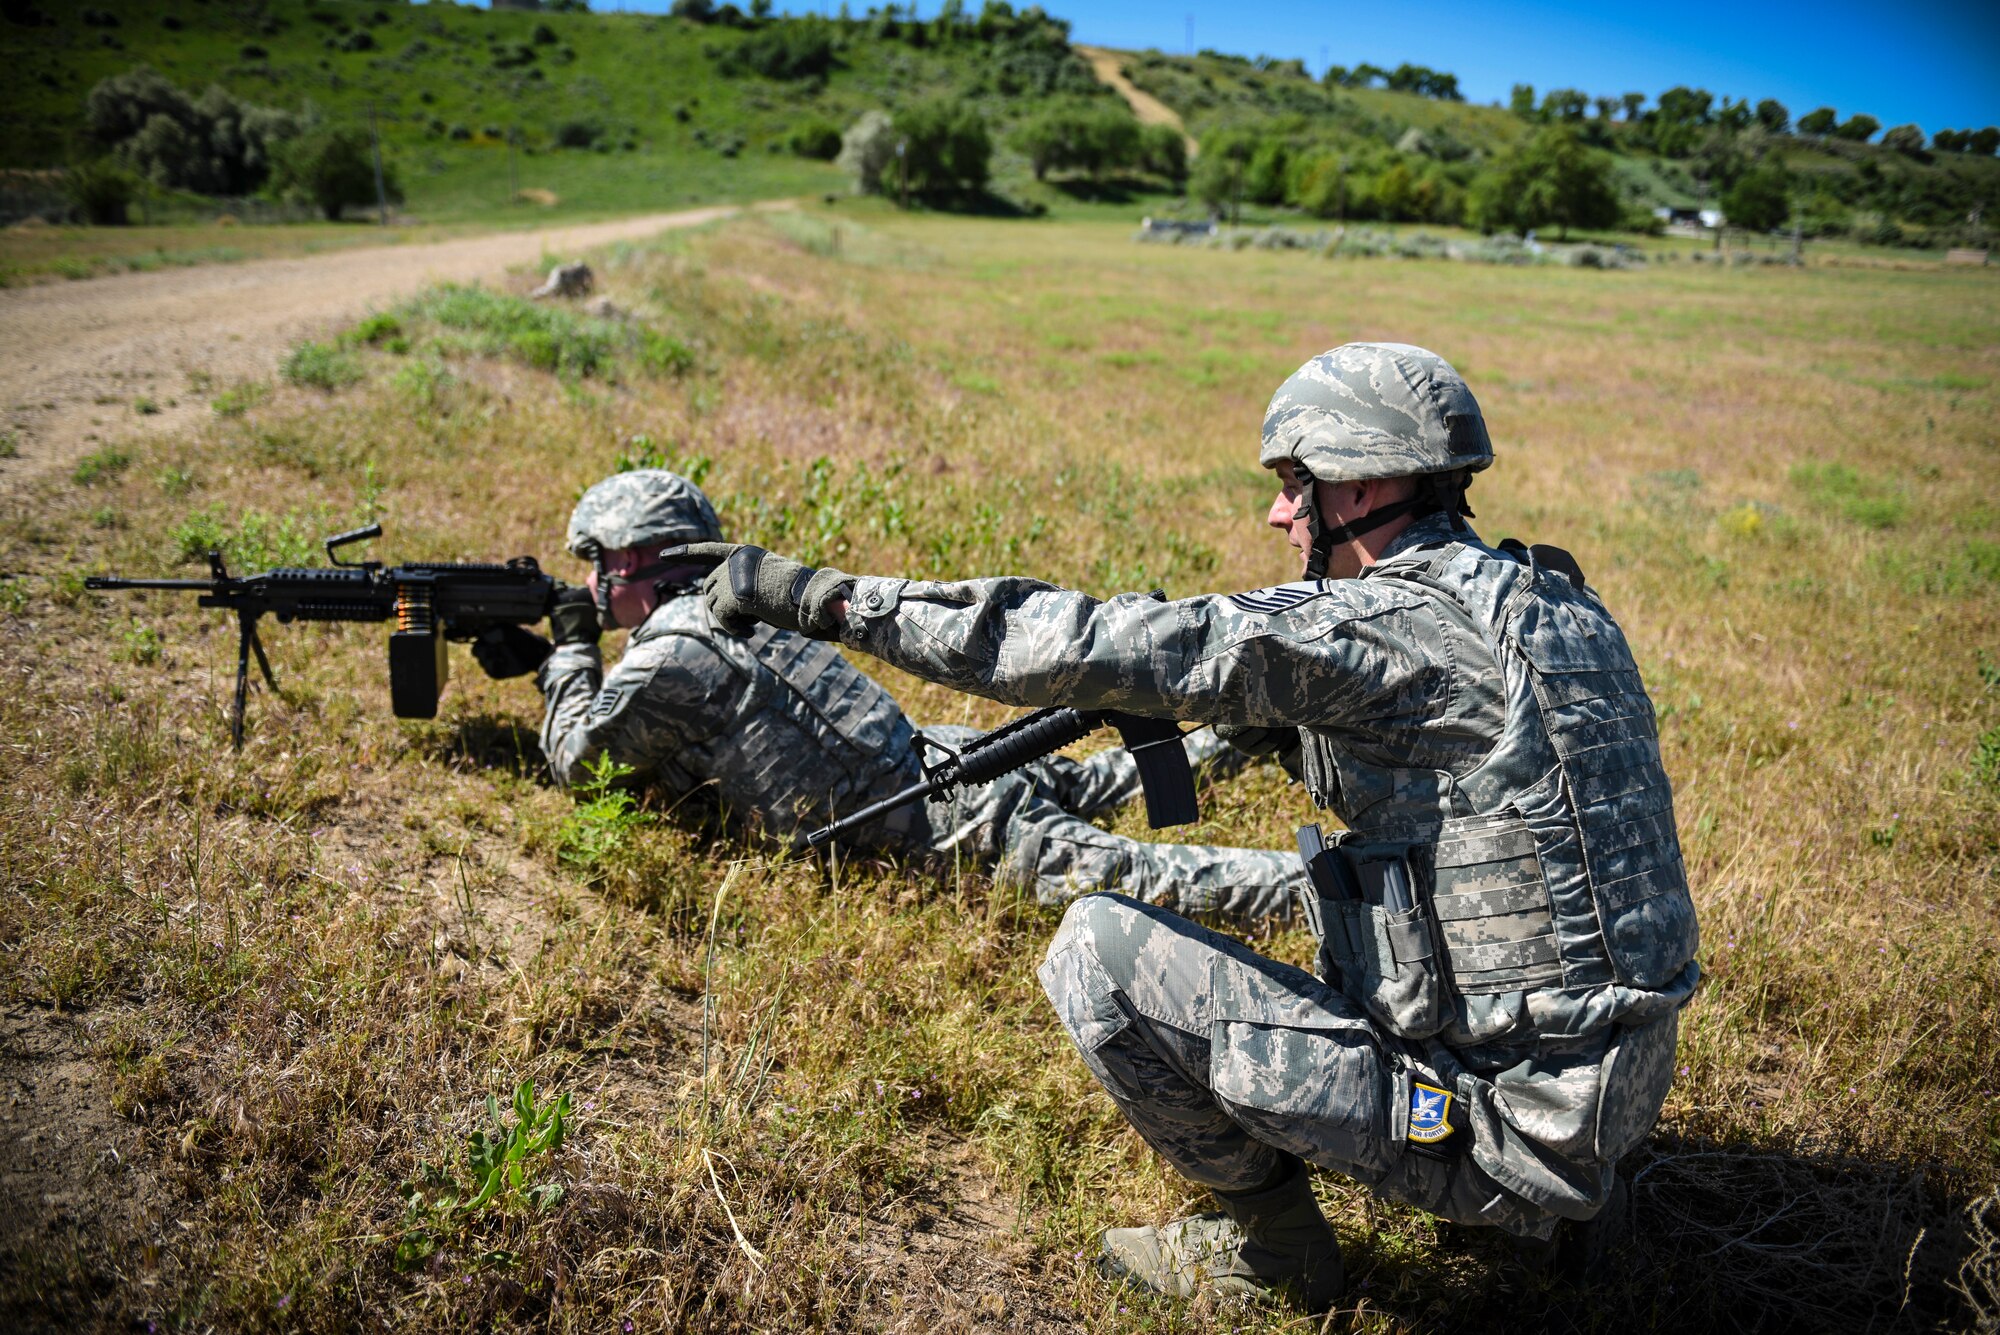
805, 778, 945, 848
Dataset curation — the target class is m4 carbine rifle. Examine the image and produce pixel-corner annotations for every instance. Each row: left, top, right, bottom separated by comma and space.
809, 708, 1201, 847
85, 522, 557, 747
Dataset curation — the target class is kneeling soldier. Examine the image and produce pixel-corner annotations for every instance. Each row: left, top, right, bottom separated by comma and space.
689, 344, 1700, 1310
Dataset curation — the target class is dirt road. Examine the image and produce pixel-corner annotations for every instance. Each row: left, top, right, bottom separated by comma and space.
0, 204, 779, 491
1075, 45, 1196, 156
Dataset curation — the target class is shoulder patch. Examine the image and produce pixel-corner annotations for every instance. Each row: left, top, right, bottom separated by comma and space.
1227, 580, 1333, 614
589, 683, 634, 719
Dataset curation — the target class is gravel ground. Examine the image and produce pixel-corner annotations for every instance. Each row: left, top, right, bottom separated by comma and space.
0, 205, 774, 492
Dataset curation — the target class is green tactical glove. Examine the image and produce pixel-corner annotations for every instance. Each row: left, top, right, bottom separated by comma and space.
549, 584, 601, 646
674, 541, 854, 640
1213, 722, 1301, 761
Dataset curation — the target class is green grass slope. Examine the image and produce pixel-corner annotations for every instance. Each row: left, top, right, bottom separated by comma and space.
1, 0, 1114, 223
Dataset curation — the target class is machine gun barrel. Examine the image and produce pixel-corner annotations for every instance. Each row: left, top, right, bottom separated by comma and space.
83, 576, 223, 591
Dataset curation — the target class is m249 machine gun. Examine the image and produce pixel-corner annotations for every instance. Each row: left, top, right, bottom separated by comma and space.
85, 523, 558, 747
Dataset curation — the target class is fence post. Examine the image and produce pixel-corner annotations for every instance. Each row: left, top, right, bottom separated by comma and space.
369, 102, 389, 226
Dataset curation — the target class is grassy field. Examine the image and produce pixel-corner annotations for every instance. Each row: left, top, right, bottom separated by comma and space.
1, 203, 1997, 1332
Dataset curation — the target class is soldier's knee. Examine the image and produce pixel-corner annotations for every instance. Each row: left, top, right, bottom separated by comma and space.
1049, 892, 1138, 965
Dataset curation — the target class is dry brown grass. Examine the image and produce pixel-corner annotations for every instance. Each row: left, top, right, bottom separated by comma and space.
0, 202, 1995, 1332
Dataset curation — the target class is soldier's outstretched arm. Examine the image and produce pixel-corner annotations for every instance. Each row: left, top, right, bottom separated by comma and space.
536, 632, 733, 789
834, 574, 1442, 728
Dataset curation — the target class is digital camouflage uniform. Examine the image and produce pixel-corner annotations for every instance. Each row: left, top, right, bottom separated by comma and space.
539, 471, 1305, 921
824, 345, 1700, 1243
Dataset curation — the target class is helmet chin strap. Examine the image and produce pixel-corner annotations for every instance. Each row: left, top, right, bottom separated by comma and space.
1294, 465, 1440, 579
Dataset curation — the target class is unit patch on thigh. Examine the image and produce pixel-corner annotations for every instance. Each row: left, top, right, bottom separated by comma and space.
1409, 1082, 1457, 1145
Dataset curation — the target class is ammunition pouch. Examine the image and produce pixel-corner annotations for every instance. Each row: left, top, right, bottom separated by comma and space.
1299, 810, 1558, 1040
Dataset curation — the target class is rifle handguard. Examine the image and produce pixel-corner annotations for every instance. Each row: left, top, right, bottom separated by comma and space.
804, 707, 1199, 850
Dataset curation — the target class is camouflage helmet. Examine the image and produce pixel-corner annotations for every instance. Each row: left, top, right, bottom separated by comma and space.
566, 469, 724, 556
1259, 343, 1493, 483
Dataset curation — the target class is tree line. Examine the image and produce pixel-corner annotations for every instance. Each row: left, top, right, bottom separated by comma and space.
1509, 82, 1998, 160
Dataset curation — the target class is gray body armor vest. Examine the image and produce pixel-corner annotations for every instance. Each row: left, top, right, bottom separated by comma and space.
1299, 538, 1699, 1050
636, 595, 921, 840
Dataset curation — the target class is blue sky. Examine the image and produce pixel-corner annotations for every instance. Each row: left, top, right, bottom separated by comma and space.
595, 0, 2000, 135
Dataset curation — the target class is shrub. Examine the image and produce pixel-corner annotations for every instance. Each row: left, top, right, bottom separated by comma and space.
836, 109, 896, 196
271, 125, 402, 221
788, 119, 842, 160
721, 24, 834, 80
73, 446, 132, 485
281, 341, 364, 391
62, 159, 136, 225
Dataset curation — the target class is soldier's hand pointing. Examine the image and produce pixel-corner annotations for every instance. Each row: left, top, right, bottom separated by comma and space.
672, 542, 854, 640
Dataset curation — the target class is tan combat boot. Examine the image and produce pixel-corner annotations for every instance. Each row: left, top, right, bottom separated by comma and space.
1097, 1158, 1342, 1312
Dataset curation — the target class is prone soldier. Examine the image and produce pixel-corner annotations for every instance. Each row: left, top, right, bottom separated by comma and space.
471, 469, 1305, 921
686, 343, 1700, 1309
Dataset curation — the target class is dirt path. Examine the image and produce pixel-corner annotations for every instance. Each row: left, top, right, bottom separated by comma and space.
0, 203, 786, 492
1075, 45, 1196, 156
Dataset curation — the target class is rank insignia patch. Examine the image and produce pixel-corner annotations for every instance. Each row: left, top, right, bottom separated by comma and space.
1227, 581, 1331, 614
1408, 1082, 1455, 1145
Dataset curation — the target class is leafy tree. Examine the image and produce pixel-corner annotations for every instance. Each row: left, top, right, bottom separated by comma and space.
1833, 114, 1880, 142
1971, 127, 2000, 156
1722, 164, 1790, 231
1716, 97, 1753, 133
1244, 138, 1290, 204
1009, 100, 1140, 180
1755, 99, 1789, 132
1471, 124, 1620, 239
1541, 88, 1590, 123
669, 0, 715, 20
1880, 123, 1924, 155
1932, 128, 1966, 152
750, 0, 773, 17
1593, 97, 1619, 123
1620, 92, 1645, 121
1796, 106, 1837, 136
892, 98, 990, 202
1139, 123, 1187, 184
86, 65, 298, 195
1189, 134, 1253, 218
271, 125, 401, 221
1508, 83, 1537, 119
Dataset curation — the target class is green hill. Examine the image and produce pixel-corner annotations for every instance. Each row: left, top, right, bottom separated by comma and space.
1, 0, 1117, 223
4, 1, 1994, 248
